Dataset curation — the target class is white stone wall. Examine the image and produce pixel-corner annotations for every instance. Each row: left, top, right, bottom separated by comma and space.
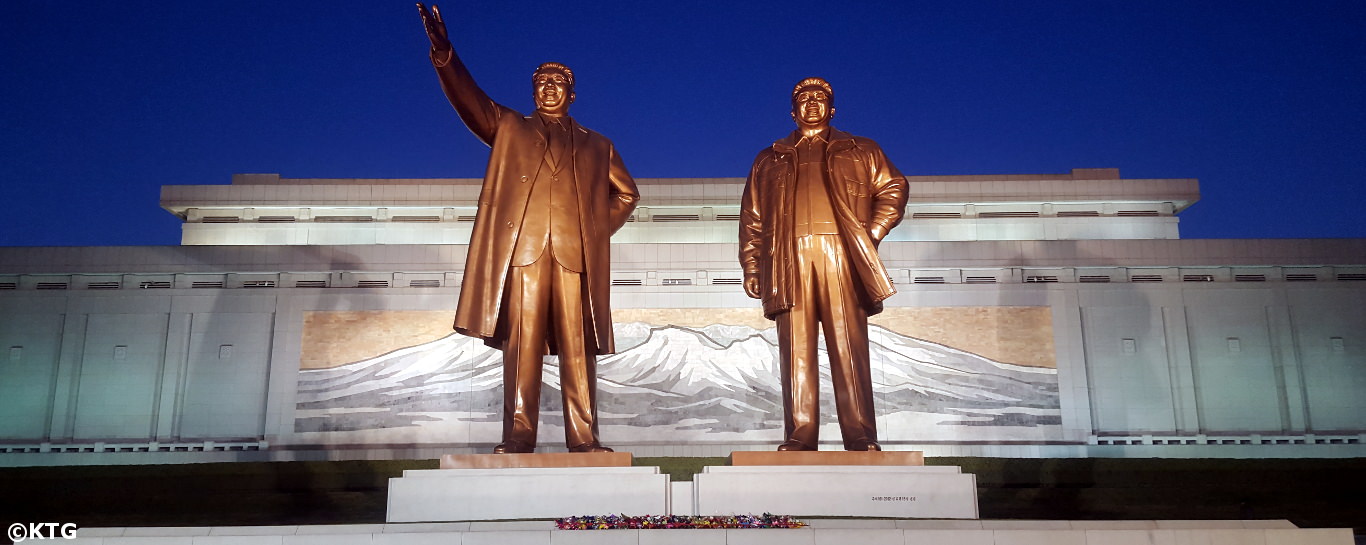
1, 241, 1362, 463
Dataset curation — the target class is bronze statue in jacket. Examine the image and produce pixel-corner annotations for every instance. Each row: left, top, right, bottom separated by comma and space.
739, 77, 908, 451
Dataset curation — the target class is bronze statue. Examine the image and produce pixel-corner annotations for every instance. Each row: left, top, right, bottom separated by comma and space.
418, 4, 639, 453
739, 77, 908, 451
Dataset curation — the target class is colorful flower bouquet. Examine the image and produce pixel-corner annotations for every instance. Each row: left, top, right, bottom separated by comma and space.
555, 513, 807, 530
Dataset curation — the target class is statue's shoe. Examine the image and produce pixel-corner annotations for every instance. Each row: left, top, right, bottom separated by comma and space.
568, 443, 614, 453
492, 442, 534, 454
776, 440, 816, 451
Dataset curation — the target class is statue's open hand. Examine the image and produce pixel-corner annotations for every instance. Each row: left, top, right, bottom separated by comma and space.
417, 3, 451, 51
743, 277, 761, 299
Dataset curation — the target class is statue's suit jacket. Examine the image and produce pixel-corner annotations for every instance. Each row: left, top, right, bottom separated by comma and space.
739, 128, 908, 318
431, 49, 639, 355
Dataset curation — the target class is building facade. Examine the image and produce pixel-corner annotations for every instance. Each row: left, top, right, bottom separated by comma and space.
1, 169, 1363, 465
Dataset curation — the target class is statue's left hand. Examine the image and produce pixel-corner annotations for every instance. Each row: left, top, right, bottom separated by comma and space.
869, 223, 886, 243
743, 277, 761, 299
416, 3, 452, 52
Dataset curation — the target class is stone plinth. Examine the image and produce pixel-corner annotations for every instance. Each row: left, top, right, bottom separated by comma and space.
439, 451, 632, 469
693, 450, 977, 518
730, 450, 924, 466
387, 465, 669, 522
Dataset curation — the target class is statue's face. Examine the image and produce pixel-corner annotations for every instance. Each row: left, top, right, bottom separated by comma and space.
533, 68, 574, 116
791, 85, 833, 128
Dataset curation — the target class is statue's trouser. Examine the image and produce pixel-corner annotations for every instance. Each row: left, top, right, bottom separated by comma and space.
775, 234, 878, 450
500, 256, 601, 450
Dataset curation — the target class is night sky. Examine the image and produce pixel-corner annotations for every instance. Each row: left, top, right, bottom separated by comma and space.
2, 1, 1363, 247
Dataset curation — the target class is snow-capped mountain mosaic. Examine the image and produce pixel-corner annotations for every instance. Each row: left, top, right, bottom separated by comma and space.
292, 322, 1061, 445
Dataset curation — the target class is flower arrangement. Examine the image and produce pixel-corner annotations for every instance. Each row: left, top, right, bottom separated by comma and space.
555, 513, 807, 530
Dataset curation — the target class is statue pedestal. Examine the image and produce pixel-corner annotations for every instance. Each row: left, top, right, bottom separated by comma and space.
730, 450, 925, 466
387, 453, 670, 522
692, 451, 979, 518
438, 451, 633, 469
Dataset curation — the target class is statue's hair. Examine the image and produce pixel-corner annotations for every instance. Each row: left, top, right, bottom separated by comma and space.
791, 77, 833, 105
534, 62, 575, 87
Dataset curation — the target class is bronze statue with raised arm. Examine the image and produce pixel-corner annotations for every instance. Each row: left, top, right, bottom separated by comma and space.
739, 77, 908, 451
418, 4, 639, 454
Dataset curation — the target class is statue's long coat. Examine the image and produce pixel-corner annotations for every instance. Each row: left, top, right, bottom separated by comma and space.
431, 49, 639, 355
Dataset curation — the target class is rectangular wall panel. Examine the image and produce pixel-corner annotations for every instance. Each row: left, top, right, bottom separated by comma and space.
0, 313, 64, 440
1288, 290, 1366, 431
1080, 305, 1178, 433
177, 312, 275, 439
1185, 305, 1282, 433
72, 314, 169, 440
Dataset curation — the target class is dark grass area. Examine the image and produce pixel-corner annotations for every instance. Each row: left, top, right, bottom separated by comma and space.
0, 459, 437, 527
930, 457, 1366, 533
1, 457, 1362, 533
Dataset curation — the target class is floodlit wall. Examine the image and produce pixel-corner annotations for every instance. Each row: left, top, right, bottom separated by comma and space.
1, 241, 1363, 465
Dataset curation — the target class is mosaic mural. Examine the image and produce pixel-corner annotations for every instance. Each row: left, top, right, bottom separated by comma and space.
292, 308, 1061, 446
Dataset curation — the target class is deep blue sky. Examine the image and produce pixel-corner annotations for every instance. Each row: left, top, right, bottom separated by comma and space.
3, 1, 1364, 247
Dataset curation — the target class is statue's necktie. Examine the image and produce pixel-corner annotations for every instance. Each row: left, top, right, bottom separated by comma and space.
546, 120, 569, 168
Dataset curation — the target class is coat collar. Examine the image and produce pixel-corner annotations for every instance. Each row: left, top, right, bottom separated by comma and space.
534, 111, 571, 128
526, 112, 586, 155
772, 127, 857, 154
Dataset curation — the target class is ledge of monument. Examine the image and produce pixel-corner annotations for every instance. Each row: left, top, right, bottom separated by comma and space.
730, 450, 924, 466
439, 451, 632, 469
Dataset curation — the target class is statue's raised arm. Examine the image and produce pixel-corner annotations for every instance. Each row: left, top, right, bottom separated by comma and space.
417, 3, 502, 145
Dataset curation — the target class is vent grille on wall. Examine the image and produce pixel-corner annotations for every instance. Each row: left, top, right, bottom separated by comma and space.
258, 216, 296, 223
86, 281, 121, 290
1025, 276, 1059, 283
715, 214, 741, 221
652, 214, 701, 222
295, 280, 327, 288
191, 281, 225, 288
611, 279, 643, 286
913, 277, 946, 284
1285, 274, 1318, 282
1234, 275, 1267, 282
393, 216, 441, 222
661, 278, 693, 286
314, 216, 374, 222
979, 211, 1040, 218
1058, 211, 1100, 217
1117, 210, 1161, 217
712, 278, 743, 285
0, 282, 17, 290
242, 281, 276, 288
356, 280, 390, 288
1131, 275, 1165, 282
36, 282, 69, 290
408, 279, 441, 288
1183, 275, 1214, 282
457, 215, 477, 222
965, 276, 998, 284
202, 216, 240, 223
1079, 275, 1112, 283
1337, 273, 1366, 281
911, 212, 962, 219
138, 281, 172, 289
